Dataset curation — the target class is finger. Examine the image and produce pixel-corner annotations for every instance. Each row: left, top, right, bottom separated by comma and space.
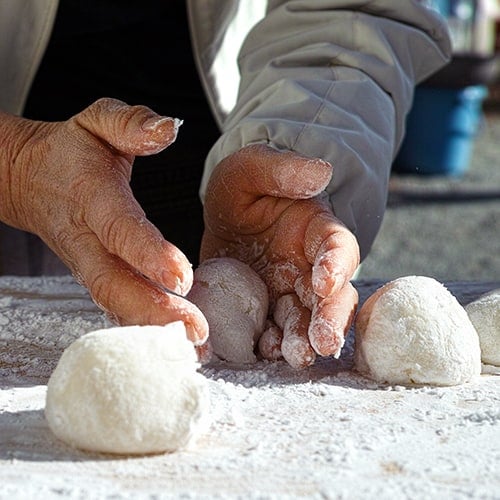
259, 261, 301, 306
84, 189, 193, 295
74, 97, 182, 156
274, 294, 316, 369
61, 231, 208, 344
304, 212, 360, 298
308, 282, 358, 357
208, 144, 333, 202
258, 320, 283, 361
294, 271, 316, 310
196, 341, 214, 365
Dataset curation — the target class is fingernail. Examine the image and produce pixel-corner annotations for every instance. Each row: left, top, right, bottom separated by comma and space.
163, 269, 193, 297
142, 116, 166, 131
142, 116, 183, 134
173, 275, 189, 296
185, 320, 209, 346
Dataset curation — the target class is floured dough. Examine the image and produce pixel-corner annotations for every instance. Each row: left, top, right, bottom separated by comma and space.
354, 276, 481, 386
465, 289, 500, 366
45, 322, 209, 455
187, 257, 268, 363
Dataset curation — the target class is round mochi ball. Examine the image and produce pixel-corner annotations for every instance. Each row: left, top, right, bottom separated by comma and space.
465, 289, 500, 366
187, 257, 269, 364
45, 322, 209, 455
354, 276, 481, 386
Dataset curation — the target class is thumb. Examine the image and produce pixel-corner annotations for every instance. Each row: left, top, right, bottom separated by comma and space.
74, 97, 182, 156
209, 144, 333, 201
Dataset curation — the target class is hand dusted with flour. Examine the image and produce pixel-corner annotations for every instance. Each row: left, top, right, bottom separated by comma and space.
0, 99, 208, 343
201, 144, 359, 368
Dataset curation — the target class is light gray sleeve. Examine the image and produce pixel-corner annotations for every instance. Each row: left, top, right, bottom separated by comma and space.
201, 0, 452, 259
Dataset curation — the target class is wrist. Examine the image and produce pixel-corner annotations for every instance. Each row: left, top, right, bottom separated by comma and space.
0, 111, 46, 229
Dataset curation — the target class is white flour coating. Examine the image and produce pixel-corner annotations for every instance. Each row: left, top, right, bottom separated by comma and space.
354, 276, 481, 386
45, 323, 209, 455
257, 260, 300, 304
293, 273, 316, 310
187, 258, 269, 364
308, 313, 345, 359
258, 322, 283, 360
273, 294, 317, 369
465, 289, 500, 366
311, 252, 332, 296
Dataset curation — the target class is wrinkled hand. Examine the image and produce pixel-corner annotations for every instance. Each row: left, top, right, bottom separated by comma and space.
3, 98, 208, 343
201, 144, 359, 368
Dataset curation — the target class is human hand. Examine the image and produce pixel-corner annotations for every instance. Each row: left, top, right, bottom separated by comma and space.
1, 98, 208, 343
201, 144, 360, 368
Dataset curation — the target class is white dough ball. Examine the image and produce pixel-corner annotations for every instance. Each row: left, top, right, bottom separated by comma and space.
187, 257, 268, 364
465, 289, 500, 366
45, 322, 209, 455
354, 276, 481, 386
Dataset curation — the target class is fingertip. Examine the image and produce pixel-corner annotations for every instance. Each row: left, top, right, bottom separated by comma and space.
258, 322, 283, 361
281, 333, 316, 369
196, 341, 214, 364
273, 294, 316, 369
160, 253, 193, 296
219, 144, 333, 200
76, 98, 182, 156
139, 116, 183, 155
273, 150, 333, 199
308, 284, 358, 357
308, 313, 345, 358
168, 300, 209, 346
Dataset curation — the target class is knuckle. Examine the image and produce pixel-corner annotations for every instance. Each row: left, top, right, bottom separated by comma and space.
99, 214, 129, 255
89, 268, 115, 313
92, 97, 127, 114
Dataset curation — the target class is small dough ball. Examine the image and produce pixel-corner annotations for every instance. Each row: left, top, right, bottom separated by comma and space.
465, 289, 500, 366
354, 276, 481, 386
187, 257, 268, 364
45, 322, 209, 455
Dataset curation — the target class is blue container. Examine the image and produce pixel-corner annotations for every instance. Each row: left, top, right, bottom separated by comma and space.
393, 85, 487, 176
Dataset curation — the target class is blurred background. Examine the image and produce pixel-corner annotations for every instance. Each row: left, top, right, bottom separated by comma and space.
358, 0, 500, 282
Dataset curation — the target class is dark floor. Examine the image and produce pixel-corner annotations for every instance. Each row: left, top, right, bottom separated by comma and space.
357, 108, 500, 282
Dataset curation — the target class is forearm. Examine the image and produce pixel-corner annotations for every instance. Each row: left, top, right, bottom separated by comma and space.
201, 0, 452, 259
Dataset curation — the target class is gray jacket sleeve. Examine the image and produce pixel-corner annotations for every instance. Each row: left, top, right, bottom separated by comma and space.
201, 0, 452, 259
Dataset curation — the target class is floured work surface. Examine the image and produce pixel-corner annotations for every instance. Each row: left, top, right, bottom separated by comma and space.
1, 276, 499, 499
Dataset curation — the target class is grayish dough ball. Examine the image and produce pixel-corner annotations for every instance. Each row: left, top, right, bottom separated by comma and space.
465, 289, 500, 366
187, 257, 269, 363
